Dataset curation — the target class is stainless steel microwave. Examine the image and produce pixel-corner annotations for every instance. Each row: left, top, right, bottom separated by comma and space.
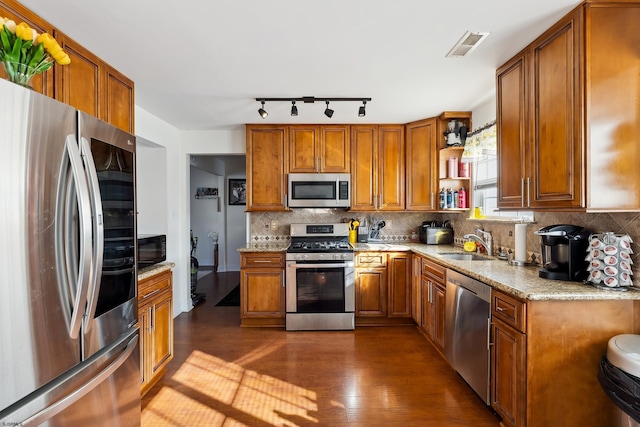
288, 173, 351, 208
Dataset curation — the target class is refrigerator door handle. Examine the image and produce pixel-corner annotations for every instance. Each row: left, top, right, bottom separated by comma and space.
61, 135, 93, 339
80, 136, 104, 331
18, 333, 139, 427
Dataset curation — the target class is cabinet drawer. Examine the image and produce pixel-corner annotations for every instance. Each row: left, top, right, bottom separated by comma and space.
356, 252, 387, 268
241, 252, 285, 268
422, 258, 446, 282
139, 270, 172, 301
492, 291, 526, 333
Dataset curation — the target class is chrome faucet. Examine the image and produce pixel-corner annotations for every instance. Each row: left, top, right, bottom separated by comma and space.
463, 228, 493, 256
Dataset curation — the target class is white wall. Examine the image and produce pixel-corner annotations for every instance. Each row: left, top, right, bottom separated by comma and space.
471, 92, 497, 126
136, 113, 246, 315
189, 166, 223, 268
137, 137, 168, 234
135, 106, 188, 315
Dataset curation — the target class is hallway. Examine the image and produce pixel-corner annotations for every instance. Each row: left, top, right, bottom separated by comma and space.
141, 271, 501, 426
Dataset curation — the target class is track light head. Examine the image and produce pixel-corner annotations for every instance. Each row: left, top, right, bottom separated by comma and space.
290, 100, 298, 117
258, 100, 268, 119
358, 100, 367, 117
324, 100, 334, 118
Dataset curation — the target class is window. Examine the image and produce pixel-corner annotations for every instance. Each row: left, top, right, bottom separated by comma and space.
472, 153, 533, 221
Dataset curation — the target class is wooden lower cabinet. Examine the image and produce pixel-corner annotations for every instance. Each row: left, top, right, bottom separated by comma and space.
491, 317, 525, 427
355, 267, 387, 317
355, 251, 412, 325
240, 252, 286, 327
419, 257, 446, 353
490, 289, 639, 427
411, 255, 424, 326
139, 269, 174, 397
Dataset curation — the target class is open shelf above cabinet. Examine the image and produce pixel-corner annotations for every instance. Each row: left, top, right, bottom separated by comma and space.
435, 112, 472, 211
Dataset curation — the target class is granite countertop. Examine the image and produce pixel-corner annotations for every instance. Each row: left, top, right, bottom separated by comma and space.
236, 241, 640, 301
402, 243, 640, 302
138, 262, 175, 280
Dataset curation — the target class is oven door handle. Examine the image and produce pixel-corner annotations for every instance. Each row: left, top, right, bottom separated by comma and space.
287, 262, 354, 269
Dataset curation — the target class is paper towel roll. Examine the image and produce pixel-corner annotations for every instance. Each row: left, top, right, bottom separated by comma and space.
515, 223, 527, 262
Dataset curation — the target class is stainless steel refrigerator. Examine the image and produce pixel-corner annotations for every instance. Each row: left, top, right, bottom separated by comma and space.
0, 78, 140, 426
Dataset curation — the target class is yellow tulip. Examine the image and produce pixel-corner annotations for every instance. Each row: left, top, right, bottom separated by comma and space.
15, 22, 33, 40
47, 44, 62, 57
56, 54, 70, 65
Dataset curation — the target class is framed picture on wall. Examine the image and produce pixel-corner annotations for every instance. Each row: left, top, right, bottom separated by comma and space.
229, 179, 246, 205
195, 187, 218, 199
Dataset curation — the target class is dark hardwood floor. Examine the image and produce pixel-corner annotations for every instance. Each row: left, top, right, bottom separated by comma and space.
141, 270, 501, 426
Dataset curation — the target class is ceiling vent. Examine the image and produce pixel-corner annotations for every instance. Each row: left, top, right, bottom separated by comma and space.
446, 31, 490, 58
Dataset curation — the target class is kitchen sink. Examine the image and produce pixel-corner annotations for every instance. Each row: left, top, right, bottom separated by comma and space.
438, 252, 492, 261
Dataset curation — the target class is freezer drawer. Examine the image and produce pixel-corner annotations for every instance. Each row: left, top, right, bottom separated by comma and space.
0, 329, 140, 427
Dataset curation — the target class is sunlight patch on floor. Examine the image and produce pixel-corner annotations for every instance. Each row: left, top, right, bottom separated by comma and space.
142, 350, 319, 426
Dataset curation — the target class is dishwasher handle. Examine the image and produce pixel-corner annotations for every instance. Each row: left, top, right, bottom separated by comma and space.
447, 269, 491, 303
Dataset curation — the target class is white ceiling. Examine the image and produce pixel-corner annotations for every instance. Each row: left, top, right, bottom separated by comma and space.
21, 0, 581, 131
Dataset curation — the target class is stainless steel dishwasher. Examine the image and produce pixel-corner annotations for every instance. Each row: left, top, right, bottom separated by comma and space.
445, 269, 491, 404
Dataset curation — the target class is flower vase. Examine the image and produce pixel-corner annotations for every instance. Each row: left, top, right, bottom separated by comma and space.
1, 61, 37, 89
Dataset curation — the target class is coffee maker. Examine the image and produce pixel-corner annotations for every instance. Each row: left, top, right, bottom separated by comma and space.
534, 224, 590, 281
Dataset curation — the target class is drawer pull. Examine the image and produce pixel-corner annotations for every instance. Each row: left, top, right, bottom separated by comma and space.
496, 306, 505, 312
253, 260, 273, 263
142, 288, 161, 299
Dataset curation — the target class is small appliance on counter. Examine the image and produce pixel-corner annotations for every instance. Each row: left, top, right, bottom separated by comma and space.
357, 219, 369, 243
419, 220, 454, 245
535, 224, 590, 281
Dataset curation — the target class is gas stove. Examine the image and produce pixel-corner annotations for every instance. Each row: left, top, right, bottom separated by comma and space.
287, 223, 354, 261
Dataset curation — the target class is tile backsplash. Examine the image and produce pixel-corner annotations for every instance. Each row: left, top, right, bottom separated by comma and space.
249, 209, 640, 284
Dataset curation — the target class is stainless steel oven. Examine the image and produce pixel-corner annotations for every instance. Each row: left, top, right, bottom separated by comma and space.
285, 223, 355, 331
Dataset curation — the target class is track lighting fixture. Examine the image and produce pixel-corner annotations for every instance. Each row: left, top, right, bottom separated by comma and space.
254, 96, 371, 118
358, 100, 367, 117
324, 100, 334, 118
258, 100, 268, 119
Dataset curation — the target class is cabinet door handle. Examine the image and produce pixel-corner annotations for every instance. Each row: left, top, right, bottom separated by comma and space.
142, 288, 161, 300
148, 307, 154, 332
526, 176, 531, 206
521, 178, 525, 205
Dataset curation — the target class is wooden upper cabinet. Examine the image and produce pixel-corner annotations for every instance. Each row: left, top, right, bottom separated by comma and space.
529, 9, 584, 209
351, 125, 378, 210
497, 53, 528, 209
246, 125, 288, 211
586, 4, 640, 210
0, 0, 54, 97
378, 125, 405, 211
498, 8, 584, 210
289, 125, 349, 173
289, 125, 319, 172
351, 125, 405, 211
54, 30, 101, 118
320, 125, 350, 172
406, 118, 438, 211
103, 66, 134, 133
0, 1, 134, 132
